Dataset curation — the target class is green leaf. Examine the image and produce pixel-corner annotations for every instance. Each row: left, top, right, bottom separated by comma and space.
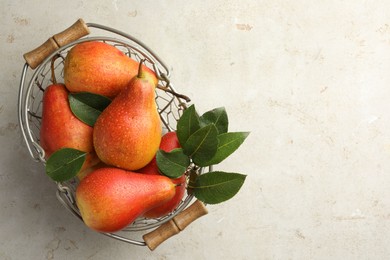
176, 104, 200, 146
156, 148, 190, 178
192, 171, 246, 204
182, 124, 219, 166
69, 92, 111, 126
204, 132, 250, 166
199, 107, 228, 134
46, 148, 87, 182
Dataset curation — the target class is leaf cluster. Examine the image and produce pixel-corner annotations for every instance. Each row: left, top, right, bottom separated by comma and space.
156, 105, 249, 204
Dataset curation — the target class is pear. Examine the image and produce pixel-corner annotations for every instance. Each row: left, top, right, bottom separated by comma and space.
93, 61, 162, 171
40, 83, 100, 175
64, 41, 158, 99
75, 167, 176, 232
138, 132, 187, 218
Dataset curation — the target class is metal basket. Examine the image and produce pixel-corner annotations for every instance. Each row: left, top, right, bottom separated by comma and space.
18, 19, 208, 250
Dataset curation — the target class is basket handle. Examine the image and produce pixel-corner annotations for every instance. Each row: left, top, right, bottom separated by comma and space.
23, 18, 90, 69
142, 199, 208, 251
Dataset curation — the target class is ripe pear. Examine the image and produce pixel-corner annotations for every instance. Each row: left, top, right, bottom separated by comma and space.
63, 41, 158, 98
138, 132, 187, 218
75, 167, 176, 233
93, 62, 162, 171
40, 84, 100, 175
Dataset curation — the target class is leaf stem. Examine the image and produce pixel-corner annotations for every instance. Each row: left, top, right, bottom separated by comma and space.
187, 168, 199, 193
157, 84, 191, 102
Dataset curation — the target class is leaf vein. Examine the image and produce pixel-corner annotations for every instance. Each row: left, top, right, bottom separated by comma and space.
190, 126, 212, 157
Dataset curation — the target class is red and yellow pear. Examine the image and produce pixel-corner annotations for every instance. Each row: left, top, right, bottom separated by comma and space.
75, 167, 176, 233
93, 61, 162, 171
39, 83, 100, 175
63, 41, 158, 99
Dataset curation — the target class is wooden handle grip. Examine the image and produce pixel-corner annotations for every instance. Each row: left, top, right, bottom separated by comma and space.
173, 199, 208, 230
23, 18, 90, 69
142, 219, 180, 251
143, 200, 208, 251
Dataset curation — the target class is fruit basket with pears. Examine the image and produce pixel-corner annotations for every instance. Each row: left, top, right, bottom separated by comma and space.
18, 19, 249, 250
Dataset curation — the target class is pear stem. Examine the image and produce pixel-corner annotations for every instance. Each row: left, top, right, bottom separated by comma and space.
50, 54, 61, 84
137, 59, 145, 78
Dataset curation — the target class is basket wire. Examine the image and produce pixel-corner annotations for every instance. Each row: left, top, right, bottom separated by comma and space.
18, 23, 201, 246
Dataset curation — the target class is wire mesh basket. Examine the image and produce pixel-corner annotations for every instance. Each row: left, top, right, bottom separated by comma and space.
18, 19, 208, 250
